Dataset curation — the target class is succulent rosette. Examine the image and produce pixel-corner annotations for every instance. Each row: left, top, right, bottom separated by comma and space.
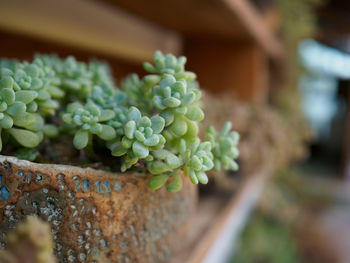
62, 101, 116, 149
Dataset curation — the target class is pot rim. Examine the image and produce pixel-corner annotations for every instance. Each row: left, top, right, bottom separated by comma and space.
0, 154, 143, 179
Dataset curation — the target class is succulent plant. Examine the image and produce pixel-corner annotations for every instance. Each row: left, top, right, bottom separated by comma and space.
143, 51, 196, 81
89, 85, 126, 111
152, 74, 203, 126
206, 122, 240, 171
0, 73, 43, 150
183, 139, 214, 185
108, 106, 165, 171
0, 51, 240, 192
121, 73, 159, 114
62, 101, 116, 149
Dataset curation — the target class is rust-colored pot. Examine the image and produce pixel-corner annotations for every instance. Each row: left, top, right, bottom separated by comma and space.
0, 156, 197, 262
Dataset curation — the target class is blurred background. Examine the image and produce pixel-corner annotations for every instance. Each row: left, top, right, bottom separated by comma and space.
0, 0, 349, 262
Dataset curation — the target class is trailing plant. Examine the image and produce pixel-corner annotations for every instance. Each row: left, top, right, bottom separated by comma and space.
0, 51, 240, 192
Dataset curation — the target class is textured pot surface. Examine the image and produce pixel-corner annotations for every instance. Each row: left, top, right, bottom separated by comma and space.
0, 156, 197, 262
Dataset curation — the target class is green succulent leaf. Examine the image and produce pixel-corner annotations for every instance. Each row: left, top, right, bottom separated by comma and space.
8, 128, 41, 148
15, 90, 37, 104
185, 106, 204, 121
1, 88, 15, 104
15, 148, 39, 161
12, 112, 36, 128
127, 106, 141, 121
99, 109, 115, 122
148, 161, 170, 174
125, 120, 136, 139
170, 116, 187, 137
97, 124, 116, 140
148, 174, 169, 190
0, 114, 13, 129
166, 153, 182, 169
7, 102, 26, 115
132, 141, 149, 158
110, 142, 128, 156
166, 174, 183, 192
73, 129, 89, 150
0, 76, 14, 89
150, 115, 165, 133
196, 171, 209, 184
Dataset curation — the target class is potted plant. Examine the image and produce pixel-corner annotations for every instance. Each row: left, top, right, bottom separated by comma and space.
0, 51, 239, 262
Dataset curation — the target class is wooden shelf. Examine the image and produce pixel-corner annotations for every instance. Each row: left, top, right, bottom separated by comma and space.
0, 0, 182, 63
173, 167, 271, 263
103, 0, 284, 60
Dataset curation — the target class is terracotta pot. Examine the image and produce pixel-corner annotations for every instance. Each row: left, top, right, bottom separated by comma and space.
0, 156, 197, 262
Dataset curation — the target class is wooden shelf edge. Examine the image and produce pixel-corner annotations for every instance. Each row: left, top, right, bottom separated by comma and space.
186, 167, 272, 263
0, 0, 182, 63
221, 0, 284, 60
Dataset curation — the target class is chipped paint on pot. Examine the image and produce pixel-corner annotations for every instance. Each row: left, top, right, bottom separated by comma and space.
0, 156, 197, 262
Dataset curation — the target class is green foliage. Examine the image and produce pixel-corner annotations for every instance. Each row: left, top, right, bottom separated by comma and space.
184, 139, 213, 185
0, 51, 240, 192
62, 101, 116, 149
15, 148, 39, 161
108, 106, 165, 171
206, 122, 240, 171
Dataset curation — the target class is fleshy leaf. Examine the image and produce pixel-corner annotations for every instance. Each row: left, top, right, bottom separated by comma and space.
73, 129, 89, 150
15, 90, 37, 104
132, 141, 149, 158
97, 125, 116, 140
12, 112, 36, 128
196, 171, 209, 184
0, 114, 13, 129
150, 115, 165, 133
8, 128, 40, 148
166, 174, 183, 192
170, 116, 187, 137
127, 107, 141, 121
124, 121, 136, 139
166, 153, 182, 169
99, 109, 115, 122
148, 174, 169, 190
148, 161, 170, 174
0, 76, 14, 89
111, 142, 128, 156
1, 88, 15, 104
7, 102, 26, 115
185, 106, 204, 121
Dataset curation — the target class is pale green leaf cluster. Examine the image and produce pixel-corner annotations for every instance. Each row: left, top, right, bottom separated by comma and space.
62, 101, 116, 149
206, 122, 240, 171
0, 61, 61, 151
108, 106, 165, 172
0, 51, 240, 192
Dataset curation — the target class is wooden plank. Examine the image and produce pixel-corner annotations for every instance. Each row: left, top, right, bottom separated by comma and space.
0, 31, 144, 81
185, 39, 269, 104
186, 168, 271, 263
221, 0, 284, 60
0, 0, 182, 63
104, 0, 284, 59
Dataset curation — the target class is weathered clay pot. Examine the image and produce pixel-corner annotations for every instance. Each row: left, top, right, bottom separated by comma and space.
0, 156, 197, 262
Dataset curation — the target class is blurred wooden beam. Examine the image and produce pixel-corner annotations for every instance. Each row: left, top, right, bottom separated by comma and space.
104, 0, 284, 60
221, 0, 284, 60
0, 0, 182, 63
185, 39, 269, 104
